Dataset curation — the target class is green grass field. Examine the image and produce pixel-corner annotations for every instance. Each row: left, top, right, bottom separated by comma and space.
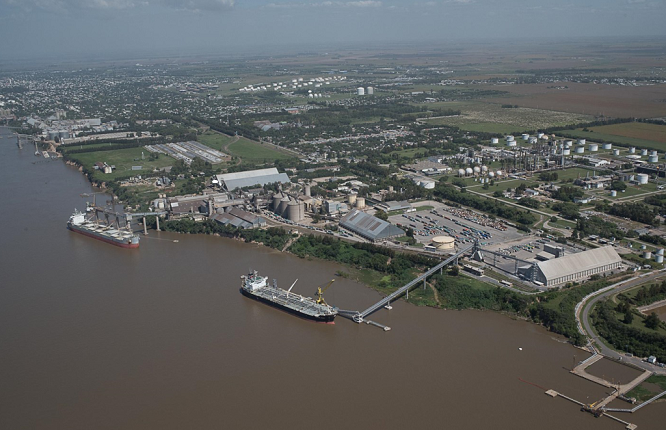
557, 123, 666, 151
227, 137, 295, 162
197, 131, 235, 151
67, 147, 175, 181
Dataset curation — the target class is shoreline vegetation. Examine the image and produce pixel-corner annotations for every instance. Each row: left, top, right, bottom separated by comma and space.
153, 217, 645, 349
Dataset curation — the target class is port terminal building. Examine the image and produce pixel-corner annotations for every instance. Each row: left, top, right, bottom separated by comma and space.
340, 209, 405, 242
518, 246, 622, 287
215, 168, 290, 191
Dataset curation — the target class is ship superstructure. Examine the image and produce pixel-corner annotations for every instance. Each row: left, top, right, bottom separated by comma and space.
240, 271, 337, 323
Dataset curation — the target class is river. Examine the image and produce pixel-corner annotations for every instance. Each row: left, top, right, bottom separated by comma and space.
1, 128, 663, 429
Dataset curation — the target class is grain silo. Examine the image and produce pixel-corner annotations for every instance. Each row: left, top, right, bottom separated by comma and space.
304, 185, 311, 197
278, 197, 290, 216
272, 194, 283, 211
356, 197, 366, 209
287, 201, 301, 222
348, 193, 357, 206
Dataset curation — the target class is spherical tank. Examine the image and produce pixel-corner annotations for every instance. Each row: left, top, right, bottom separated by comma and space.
465, 167, 473, 176
458, 169, 466, 177
496, 170, 503, 176
473, 166, 481, 174
488, 172, 495, 178
356, 197, 366, 209
432, 236, 455, 251
348, 193, 357, 206
481, 165, 488, 173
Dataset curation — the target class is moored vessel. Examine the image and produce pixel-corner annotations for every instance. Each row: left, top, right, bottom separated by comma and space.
67, 209, 140, 248
240, 271, 337, 323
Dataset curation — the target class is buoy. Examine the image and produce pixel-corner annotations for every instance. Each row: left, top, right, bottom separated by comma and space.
519, 347, 523, 351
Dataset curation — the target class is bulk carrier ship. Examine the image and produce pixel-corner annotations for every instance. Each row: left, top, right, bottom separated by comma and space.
67, 208, 140, 248
240, 271, 337, 323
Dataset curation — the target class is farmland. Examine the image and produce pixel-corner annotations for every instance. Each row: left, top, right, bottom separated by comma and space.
555, 122, 666, 151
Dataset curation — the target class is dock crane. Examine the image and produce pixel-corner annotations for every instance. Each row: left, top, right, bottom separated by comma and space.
315, 279, 335, 306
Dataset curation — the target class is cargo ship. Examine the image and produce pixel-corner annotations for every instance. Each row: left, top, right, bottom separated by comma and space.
240, 271, 337, 323
67, 209, 140, 248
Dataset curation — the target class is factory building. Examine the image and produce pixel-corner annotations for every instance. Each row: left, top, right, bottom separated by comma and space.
215, 168, 290, 191
340, 209, 405, 242
518, 246, 622, 287
211, 208, 266, 229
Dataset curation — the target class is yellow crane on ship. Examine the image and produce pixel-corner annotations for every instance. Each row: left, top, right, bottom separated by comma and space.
315, 279, 335, 306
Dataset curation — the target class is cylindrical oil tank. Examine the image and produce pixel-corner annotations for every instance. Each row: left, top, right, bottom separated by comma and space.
356, 197, 366, 209
564, 140, 573, 147
651, 150, 658, 157
589, 143, 598, 152
422, 180, 435, 189
348, 193, 357, 206
656, 255, 664, 264
641, 149, 648, 156
563, 148, 571, 155
432, 236, 455, 251
506, 140, 517, 147
643, 251, 652, 259
610, 190, 617, 197
538, 133, 545, 139
278, 197, 290, 216
602, 143, 612, 150
577, 138, 586, 145
649, 155, 659, 163
629, 147, 636, 154
465, 167, 474, 175
522, 133, 530, 140
637, 173, 649, 184
575, 146, 585, 154
613, 149, 620, 155
272, 194, 282, 211
304, 185, 311, 197
287, 201, 300, 221
656, 248, 665, 256
506, 135, 515, 142
491, 137, 499, 144
458, 169, 465, 177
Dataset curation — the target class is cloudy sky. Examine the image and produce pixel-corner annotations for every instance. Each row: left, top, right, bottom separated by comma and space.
1, 0, 664, 60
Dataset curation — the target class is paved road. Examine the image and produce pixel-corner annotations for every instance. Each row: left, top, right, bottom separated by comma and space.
577, 269, 666, 374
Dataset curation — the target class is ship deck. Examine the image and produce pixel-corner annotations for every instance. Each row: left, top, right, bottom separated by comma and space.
79, 222, 136, 240
246, 286, 337, 317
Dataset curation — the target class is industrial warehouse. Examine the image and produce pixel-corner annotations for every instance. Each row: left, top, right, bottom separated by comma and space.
215, 168, 291, 191
340, 209, 405, 242
518, 246, 623, 287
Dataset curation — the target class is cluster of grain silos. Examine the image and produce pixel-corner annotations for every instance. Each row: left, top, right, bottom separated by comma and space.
347, 193, 366, 209
272, 192, 305, 222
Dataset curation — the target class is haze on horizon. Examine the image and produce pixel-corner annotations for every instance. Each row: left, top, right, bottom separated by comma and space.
1, 0, 665, 61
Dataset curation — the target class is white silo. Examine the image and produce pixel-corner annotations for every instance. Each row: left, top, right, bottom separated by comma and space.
602, 143, 612, 150
637, 173, 649, 184
643, 251, 652, 259
491, 137, 499, 144
465, 167, 474, 176
613, 149, 620, 155
356, 197, 366, 209
589, 143, 598, 152
357, 87, 365, 96
366, 86, 374, 95
348, 193, 357, 206
575, 146, 585, 154
458, 169, 466, 177
656, 255, 664, 264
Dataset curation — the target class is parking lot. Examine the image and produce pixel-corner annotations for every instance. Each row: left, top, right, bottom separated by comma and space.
388, 202, 524, 248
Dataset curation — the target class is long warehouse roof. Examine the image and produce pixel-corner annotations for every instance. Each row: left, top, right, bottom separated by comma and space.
340, 209, 404, 241
537, 245, 621, 281
215, 168, 290, 190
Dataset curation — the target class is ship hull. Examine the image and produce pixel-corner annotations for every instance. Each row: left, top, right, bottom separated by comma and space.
240, 288, 335, 324
68, 225, 140, 249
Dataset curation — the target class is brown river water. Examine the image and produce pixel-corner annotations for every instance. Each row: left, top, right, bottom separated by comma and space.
1, 129, 664, 429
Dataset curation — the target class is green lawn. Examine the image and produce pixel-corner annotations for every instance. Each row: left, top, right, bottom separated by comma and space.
67, 147, 175, 182
227, 137, 295, 162
197, 131, 235, 151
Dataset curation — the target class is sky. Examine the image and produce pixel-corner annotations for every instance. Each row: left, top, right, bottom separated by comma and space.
1, 0, 665, 60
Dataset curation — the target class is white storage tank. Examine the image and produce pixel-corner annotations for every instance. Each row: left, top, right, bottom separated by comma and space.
491, 137, 499, 144
563, 148, 571, 155
602, 143, 612, 150
506, 135, 515, 142
481, 165, 488, 173
629, 147, 636, 154
575, 146, 585, 154
651, 150, 658, 157
577, 138, 586, 145
488, 172, 495, 178
538, 133, 545, 139
657, 248, 665, 256
610, 190, 617, 197
473, 166, 481, 174
458, 168, 466, 177
649, 155, 659, 163
357, 87, 365, 96
356, 197, 366, 209
656, 255, 664, 264
348, 193, 357, 206
366, 86, 374, 95
421, 180, 435, 189
522, 133, 530, 140
496, 170, 503, 177
465, 167, 474, 176
613, 149, 620, 155
564, 140, 573, 147
589, 143, 598, 152
506, 140, 517, 147
643, 251, 652, 259
432, 235, 455, 251
641, 149, 648, 156
637, 173, 649, 184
